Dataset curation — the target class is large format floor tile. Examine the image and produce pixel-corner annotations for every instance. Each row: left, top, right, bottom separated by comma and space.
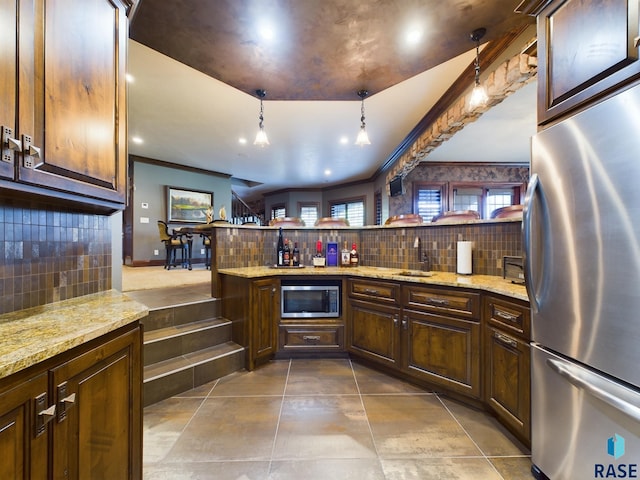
143, 358, 533, 480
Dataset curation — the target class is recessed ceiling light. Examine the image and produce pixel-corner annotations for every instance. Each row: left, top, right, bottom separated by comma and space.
339, 136, 348, 145
131, 136, 143, 144
406, 29, 422, 46
259, 22, 275, 41
324, 169, 331, 176
238, 137, 247, 144
126, 73, 135, 83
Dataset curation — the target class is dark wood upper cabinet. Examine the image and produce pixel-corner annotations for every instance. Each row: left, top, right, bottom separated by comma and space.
1, 0, 128, 210
536, 0, 640, 124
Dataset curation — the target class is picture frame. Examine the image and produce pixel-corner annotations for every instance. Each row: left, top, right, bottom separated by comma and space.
166, 186, 213, 224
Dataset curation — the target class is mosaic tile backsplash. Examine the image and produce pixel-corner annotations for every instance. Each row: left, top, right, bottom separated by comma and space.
0, 199, 112, 314
213, 220, 522, 277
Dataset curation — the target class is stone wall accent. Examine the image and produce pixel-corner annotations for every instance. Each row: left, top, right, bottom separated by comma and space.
387, 47, 538, 184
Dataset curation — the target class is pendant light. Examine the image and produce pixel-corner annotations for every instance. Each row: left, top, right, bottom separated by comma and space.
253, 89, 270, 146
469, 27, 489, 109
355, 89, 371, 146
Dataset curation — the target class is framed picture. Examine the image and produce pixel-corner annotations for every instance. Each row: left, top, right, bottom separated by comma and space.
166, 186, 213, 223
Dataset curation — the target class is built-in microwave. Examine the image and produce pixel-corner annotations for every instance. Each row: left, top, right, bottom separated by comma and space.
280, 280, 341, 318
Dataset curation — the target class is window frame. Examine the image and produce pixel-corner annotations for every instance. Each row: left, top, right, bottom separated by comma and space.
270, 204, 286, 220
449, 181, 525, 219
412, 181, 449, 222
298, 202, 320, 226
328, 196, 366, 227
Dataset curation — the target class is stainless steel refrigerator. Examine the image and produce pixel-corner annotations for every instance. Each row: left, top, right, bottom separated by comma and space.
524, 83, 640, 480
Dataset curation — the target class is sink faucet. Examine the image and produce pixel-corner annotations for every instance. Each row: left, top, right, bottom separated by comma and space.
415, 237, 429, 271
420, 252, 429, 271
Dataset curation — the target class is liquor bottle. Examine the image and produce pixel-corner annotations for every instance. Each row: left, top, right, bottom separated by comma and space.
292, 242, 300, 266
350, 243, 359, 267
341, 241, 350, 267
313, 239, 325, 267
283, 238, 290, 266
277, 228, 284, 266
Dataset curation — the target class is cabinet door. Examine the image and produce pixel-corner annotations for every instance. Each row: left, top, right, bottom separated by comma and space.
0, 0, 19, 179
347, 299, 401, 369
50, 327, 142, 480
484, 325, 531, 442
538, 0, 640, 124
0, 373, 48, 480
404, 309, 481, 398
16, 0, 127, 205
250, 279, 278, 368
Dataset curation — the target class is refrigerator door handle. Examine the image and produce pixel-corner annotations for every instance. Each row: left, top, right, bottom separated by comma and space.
547, 358, 640, 423
522, 173, 541, 312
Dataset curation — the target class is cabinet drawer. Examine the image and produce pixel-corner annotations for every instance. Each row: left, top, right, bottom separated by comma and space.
403, 285, 480, 320
348, 279, 400, 305
279, 325, 344, 351
484, 295, 530, 340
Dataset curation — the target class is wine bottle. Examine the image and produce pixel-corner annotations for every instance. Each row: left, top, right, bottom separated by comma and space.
283, 238, 290, 266
350, 243, 359, 267
292, 242, 299, 266
341, 241, 350, 267
277, 228, 284, 266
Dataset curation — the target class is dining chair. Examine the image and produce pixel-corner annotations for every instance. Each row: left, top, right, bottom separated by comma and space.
157, 220, 187, 269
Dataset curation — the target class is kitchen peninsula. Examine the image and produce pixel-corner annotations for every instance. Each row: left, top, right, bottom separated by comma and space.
210, 218, 530, 445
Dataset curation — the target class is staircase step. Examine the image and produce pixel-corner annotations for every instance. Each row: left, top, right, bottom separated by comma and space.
142, 297, 220, 332
143, 341, 245, 406
143, 317, 232, 366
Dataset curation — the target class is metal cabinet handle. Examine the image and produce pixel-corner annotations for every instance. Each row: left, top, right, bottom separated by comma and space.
393, 314, 399, 327
427, 297, 448, 306
494, 331, 518, 349
57, 382, 77, 422
495, 310, 517, 322
364, 288, 379, 295
35, 401, 56, 437
303, 335, 321, 343
402, 316, 408, 330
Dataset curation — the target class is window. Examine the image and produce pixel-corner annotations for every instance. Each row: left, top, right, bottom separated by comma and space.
450, 183, 523, 219
329, 198, 365, 227
486, 188, 515, 217
452, 187, 482, 213
298, 203, 319, 226
271, 204, 286, 220
413, 182, 447, 222
413, 182, 523, 221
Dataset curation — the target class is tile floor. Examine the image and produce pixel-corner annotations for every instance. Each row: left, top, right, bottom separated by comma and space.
143, 358, 533, 479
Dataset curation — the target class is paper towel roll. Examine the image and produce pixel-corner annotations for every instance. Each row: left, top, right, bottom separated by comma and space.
457, 241, 472, 274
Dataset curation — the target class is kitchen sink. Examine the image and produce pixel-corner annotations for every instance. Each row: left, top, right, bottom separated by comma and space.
395, 270, 435, 278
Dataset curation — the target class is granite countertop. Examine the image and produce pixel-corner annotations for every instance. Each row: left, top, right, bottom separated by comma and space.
217, 265, 528, 301
0, 290, 149, 380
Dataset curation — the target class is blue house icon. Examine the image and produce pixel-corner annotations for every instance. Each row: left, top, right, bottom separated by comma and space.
608, 434, 625, 460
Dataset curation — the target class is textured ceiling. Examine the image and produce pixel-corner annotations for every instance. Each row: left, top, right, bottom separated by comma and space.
130, 0, 533, 100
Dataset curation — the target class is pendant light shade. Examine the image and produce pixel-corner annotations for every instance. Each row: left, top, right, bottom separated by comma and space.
469, 28, 488, 109
355, 90, 371, 146
253, 89, 270, 147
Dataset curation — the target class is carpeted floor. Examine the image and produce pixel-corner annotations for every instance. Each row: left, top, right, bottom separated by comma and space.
121, 265, 212, 292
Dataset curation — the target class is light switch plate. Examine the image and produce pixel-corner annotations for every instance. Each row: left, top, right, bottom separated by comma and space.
141, 202, 149, 209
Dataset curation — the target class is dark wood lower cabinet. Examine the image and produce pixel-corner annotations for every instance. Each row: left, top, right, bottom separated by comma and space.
405, 309, 481, 398
0, 373, 48, 479
250, 278, 279, 367
483, 294, 531, 444
484, 324, 531, 443
347, 299, 401, 368
0, 323, 142, 480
